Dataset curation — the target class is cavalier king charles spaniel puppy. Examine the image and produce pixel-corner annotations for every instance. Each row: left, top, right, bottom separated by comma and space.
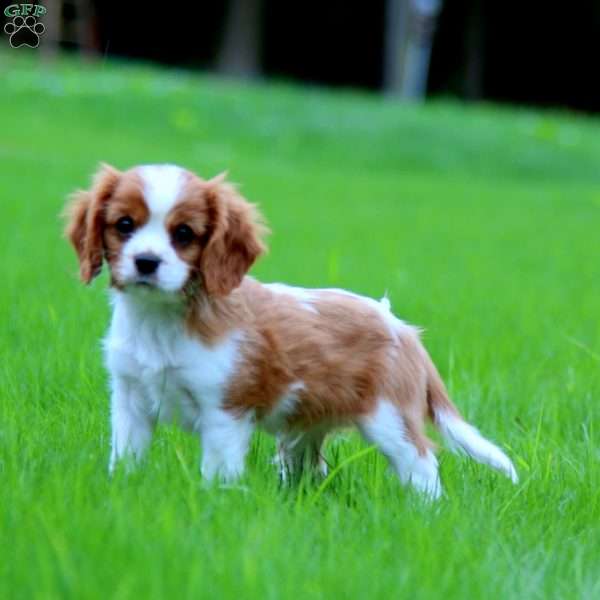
64, 163, 517, 499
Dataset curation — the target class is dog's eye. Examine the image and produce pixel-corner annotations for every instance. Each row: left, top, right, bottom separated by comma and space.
172, 224, 195, 246
115, 216, 135, 236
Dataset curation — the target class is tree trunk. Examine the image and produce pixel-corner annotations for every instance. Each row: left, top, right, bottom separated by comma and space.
384, 0, 443, 101
464, 0, 484, 100
74, 0, 100, 59
40, 0, 61, 60
383, 0, 410, 95
217, 0, 263, 79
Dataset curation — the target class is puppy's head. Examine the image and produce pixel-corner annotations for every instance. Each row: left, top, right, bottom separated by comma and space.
63, 163, 267, 296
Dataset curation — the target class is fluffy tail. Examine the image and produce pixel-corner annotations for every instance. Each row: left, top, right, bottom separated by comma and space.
424, 354, 518, 484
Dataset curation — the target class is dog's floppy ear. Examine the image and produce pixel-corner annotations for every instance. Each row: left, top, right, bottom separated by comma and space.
200, 174, 268, 296
63, 163, 121, 284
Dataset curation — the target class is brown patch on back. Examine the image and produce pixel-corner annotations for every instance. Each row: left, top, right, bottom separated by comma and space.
220, 282, 431, 435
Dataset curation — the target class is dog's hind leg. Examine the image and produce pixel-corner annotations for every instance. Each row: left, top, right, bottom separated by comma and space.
276, 428, 329, 483
357, 398, 441, 500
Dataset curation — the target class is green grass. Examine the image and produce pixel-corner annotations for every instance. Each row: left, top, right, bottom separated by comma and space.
2, 51, 600, 599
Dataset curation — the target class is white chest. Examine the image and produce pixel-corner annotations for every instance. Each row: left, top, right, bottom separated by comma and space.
104, 292, 242, 427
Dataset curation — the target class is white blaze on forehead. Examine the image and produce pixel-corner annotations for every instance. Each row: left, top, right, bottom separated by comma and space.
138, 164, 186, 216
117, 164, 190, 292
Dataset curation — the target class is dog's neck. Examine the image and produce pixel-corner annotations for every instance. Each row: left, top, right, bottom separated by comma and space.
111, 286, 186, 330
185, 285, 251, 344
111, 281, 250, 345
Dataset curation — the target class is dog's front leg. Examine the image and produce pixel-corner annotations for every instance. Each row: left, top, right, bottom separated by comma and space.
109, 376, 155, 474
198, 408, 254, 482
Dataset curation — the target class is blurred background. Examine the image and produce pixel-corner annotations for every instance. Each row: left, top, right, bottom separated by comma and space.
2, 4, 600, 597
3, 0, 599, 113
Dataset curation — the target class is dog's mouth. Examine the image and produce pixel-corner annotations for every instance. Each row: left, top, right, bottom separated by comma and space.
131, 276, 160, 290
122, 277, 185, 306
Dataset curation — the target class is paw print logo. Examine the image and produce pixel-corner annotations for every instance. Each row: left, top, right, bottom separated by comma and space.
4, 15, 45, 48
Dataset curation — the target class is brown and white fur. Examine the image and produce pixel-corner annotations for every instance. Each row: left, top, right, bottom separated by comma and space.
64, 163, 518, 499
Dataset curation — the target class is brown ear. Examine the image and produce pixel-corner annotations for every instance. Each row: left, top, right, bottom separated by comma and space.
200, 175, 268, 296
62, 164, 121, 284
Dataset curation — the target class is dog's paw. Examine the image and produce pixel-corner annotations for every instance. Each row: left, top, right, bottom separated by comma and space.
4, 16, 45, 48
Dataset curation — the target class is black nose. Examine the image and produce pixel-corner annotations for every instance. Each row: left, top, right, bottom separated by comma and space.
135, 253, 161, 275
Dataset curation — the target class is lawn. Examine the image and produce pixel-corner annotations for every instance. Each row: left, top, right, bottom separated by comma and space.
1, 51, 600, 599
